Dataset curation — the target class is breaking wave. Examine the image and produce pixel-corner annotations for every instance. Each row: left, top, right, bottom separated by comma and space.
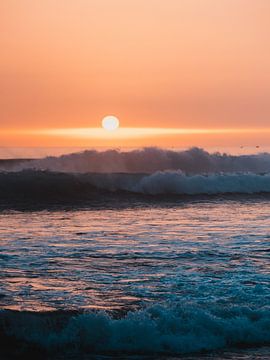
1, 148, 270, 204
1, 304, 270, 357
0, 170, 270, 201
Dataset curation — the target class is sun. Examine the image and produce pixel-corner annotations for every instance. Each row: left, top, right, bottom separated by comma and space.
102, 116, 120, 131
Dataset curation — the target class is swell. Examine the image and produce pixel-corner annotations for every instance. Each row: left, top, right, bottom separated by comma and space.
1, 170, 270, 203
1, 304, 270, 357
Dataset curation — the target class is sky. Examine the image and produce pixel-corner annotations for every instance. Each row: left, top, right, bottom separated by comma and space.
1, 0, 270, 149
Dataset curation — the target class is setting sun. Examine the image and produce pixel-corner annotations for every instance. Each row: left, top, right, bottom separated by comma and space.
102, 116, 120, 131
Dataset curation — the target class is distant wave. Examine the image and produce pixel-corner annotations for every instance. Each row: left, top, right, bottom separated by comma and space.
1, 304, 270, 357
11, 147, 270, 174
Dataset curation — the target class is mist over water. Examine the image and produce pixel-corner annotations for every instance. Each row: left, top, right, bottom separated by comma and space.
14, 147, 270, 174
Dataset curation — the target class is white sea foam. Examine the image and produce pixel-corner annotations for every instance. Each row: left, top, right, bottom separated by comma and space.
130, 171, 270, 195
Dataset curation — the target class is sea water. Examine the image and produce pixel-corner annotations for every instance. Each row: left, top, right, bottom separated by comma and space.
0, 148, 269, 359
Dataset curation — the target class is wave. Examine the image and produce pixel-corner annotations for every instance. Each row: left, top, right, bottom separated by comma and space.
10, 147, 270, 174
1, 148, 270, 205
1, 304, 270, 357
1, 170, 270, 204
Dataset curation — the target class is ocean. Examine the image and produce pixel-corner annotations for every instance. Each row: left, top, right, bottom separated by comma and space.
0, 147, 269, 359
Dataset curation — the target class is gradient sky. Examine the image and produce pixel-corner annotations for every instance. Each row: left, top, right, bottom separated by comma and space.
1, 0, 270, 147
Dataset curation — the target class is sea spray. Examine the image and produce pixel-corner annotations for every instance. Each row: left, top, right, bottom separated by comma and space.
10, 147, 270, 174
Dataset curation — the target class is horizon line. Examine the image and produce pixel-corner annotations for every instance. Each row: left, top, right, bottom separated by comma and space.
3, 127, 270, 139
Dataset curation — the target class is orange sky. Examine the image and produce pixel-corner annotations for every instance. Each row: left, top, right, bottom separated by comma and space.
1, 0, 270, 147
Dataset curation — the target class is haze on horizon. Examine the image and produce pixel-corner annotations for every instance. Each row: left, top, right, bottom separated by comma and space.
1, 0, 270, 148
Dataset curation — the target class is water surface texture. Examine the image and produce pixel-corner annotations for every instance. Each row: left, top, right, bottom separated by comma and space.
1, 148, 270, 359
1, 200, 270, 359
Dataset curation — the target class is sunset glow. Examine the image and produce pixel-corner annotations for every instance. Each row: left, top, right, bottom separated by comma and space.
23, 127, 270, 139
1, 126, 270, 149
1, 0, 270, 148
